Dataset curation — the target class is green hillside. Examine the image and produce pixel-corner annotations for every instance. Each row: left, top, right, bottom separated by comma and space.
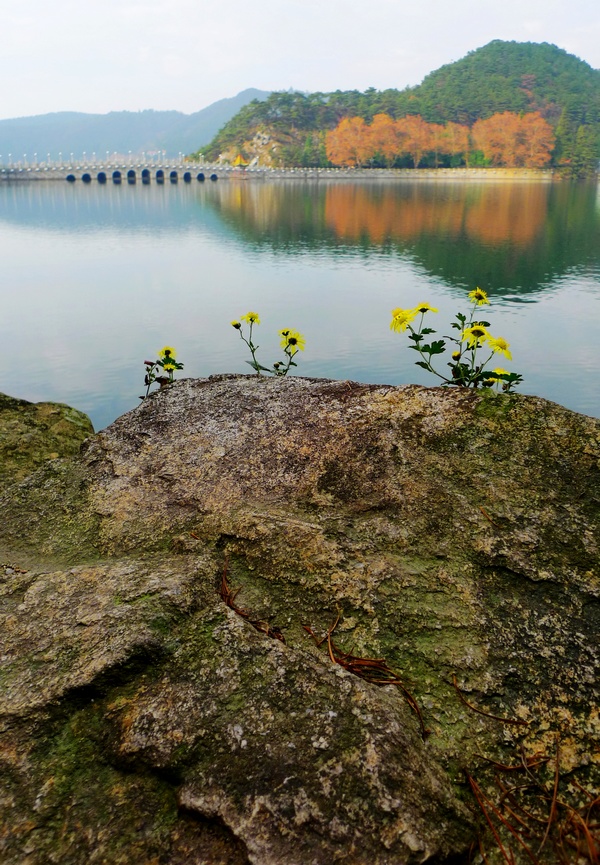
198, 41, 600, 175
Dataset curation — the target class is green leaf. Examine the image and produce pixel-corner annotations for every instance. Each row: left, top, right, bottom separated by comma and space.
421, 327, 436, 335
408, 333, 423, 342
421, 340, 446, 355
245, 360, 272, 372
414, 361, 430, 370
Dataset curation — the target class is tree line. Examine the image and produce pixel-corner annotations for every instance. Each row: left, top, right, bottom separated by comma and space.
198, 42, 600, 176
325, 112, 556, 169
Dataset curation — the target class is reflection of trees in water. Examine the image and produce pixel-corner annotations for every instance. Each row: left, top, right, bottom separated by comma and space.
324, 183, 549, 246
212, 180, 600, 294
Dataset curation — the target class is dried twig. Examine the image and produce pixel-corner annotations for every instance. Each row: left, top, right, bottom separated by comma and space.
218, 556, 286, 644
452, 675, 529, 726
537, 735, 560, 854
304, 616, 429, 739
479, 506, 503, 529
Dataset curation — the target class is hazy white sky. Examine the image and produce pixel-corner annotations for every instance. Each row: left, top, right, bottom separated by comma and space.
2, 0, 599, 120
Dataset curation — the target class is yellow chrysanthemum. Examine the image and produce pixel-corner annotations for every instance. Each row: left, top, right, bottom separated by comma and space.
485, 367, 509, 383
390, 307, 417, 332
468, 287, 490, 306
163, 363, 176, 371
241, 311, 260, 325
280, 329, 306, 351
487, 336, 512, 360
462, 325, 490, 347
158, 345, 176, 359
231, 320, 242, 329
413, 302, 438, 314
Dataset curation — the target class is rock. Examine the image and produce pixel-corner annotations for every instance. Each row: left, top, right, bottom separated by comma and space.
0, 375, 598, 864
0, 392, 93, 492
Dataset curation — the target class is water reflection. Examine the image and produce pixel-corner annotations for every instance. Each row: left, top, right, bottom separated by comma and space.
209, 180, 600, 294
0, 178, 598, 429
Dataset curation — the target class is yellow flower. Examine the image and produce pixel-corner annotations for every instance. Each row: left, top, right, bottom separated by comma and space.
485, 367, 509, 383
487, 336, 512, 360
451, 351, 461, 360
462, 325, 490, 347
390, 307, 417, 332
241, 311, 260, 325
163, 363, 176, 371
280, 329, 306, 351
158, 345, 176, 359
231, 320, 242, 329
413, 302, 438, 314
468, 287, 490, 306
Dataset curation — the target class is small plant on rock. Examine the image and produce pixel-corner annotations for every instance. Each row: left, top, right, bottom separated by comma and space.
390, 288, 523, 391
231, 312, 305, 376
140, 346, 184, 400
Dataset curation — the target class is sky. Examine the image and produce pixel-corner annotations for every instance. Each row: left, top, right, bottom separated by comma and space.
2, 0, 600, 120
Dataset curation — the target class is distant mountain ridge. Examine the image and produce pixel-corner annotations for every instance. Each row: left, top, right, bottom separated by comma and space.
0, 89, 270, 161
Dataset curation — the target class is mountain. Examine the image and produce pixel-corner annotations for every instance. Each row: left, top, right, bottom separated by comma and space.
0, 89, 270, 161
200, 42, 600, 174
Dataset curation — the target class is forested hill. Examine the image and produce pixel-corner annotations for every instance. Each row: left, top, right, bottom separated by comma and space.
198, 41, 600, 175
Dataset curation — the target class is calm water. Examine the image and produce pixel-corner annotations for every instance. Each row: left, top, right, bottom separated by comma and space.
0, 178, 599, 430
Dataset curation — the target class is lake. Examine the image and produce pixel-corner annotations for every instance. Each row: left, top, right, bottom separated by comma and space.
0, 176, 599, 430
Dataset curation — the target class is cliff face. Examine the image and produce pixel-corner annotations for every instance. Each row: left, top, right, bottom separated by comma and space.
1, 376, 598, 864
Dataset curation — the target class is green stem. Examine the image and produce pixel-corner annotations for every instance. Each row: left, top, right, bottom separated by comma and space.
409, 324, 452, 384
283, 347, 297, 375
144, 363, 157, 399
240, 325, 262, 375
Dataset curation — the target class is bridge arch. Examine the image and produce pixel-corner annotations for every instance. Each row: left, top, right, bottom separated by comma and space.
112, 170, 122, 184
127, 169, 136, 184
97, 172, 107, 183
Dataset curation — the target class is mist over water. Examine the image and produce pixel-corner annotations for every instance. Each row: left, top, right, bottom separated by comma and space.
0, 178, 598, 430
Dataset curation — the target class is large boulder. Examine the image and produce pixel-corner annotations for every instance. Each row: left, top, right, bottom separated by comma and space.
0, 392, 93, 490
1, 376, 598, 864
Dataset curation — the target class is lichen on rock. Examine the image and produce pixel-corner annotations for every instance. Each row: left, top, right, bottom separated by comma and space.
0, 375, 598, 863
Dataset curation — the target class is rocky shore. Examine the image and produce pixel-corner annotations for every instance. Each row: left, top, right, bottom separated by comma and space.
1, 376, 598, 864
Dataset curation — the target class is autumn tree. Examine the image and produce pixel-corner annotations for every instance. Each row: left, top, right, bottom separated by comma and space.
517, 112, 556, 167
325, 117, 371, 167
395, 115, 433, 167
440, 121, 471, 166
471, 112, 555, 167
369, 113, 400, 166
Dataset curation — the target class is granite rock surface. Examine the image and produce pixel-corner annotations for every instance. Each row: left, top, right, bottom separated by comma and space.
1, 376, 598, 864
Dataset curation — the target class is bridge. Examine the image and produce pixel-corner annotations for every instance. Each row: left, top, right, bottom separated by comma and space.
0, 160, 224, 184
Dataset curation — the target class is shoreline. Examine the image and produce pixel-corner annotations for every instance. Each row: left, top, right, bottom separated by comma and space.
0, 165, 563, 183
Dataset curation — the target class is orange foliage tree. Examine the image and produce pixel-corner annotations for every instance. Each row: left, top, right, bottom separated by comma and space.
471, 112, 555, 167
439, 122, 471, 165
325, 117, 371, 167
369, 113, 401, 166
395, 115, 433, 167
325, 111, 554, 169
